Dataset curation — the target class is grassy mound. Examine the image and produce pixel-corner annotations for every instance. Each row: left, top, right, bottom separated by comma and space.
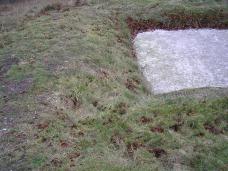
0, 0, 228, 170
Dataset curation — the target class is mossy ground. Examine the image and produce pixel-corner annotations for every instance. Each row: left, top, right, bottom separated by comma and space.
0, 0, 228, 170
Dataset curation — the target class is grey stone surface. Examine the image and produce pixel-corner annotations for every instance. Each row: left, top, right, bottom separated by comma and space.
134, 29, 228, 94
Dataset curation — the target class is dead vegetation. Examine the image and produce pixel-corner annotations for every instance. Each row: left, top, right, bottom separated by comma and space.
127, 8, 228, 36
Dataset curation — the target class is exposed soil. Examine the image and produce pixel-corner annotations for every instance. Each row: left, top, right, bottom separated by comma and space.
169, 123, 183, 132
5, 78, 33, 94
125, 78, 138, 92
195, 132, 205, 137
126, 140, 167, 159
0, 77, 33, 98
204, 123, 223, 134
60, 140, 70, 148
51, 158, 63, 167
139, 116, 153, 124
37, 121, 49, 130
127, 8, 228, 36
147, 147, 167, 158
0, 102, 37, 170
150, 126, 164, 133
0, 57, 33, 98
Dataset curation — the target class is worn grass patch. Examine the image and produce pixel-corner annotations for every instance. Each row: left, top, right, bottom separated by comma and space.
0, 0, 228, 170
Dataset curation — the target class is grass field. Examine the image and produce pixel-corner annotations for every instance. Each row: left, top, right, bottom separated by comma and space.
0, 0, 228, 170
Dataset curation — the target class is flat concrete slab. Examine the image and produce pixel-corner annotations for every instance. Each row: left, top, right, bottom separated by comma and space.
134, 29, 228, 94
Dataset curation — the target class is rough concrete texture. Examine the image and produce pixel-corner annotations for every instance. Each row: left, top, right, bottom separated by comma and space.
134, 29, 228, 94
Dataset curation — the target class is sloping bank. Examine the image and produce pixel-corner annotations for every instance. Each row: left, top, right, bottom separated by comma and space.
0, 0, 228, 170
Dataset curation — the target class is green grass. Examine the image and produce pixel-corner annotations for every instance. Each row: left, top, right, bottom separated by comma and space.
0, 0, 228, 170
